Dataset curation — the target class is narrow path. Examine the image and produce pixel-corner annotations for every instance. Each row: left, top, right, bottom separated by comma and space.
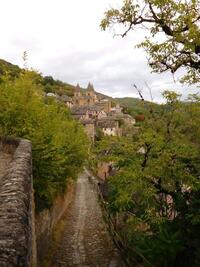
50, 171, 125, 267
0, 151, 12, 181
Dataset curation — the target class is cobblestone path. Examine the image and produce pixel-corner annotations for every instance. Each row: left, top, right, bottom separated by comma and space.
50, 171, 125, 267
0, 151, 12, 182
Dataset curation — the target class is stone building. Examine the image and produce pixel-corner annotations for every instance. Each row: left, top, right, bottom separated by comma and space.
81, 119, 95, 142
71, 106, 90, 120
111, 113, 136, 126
95, 99, 111, 113
111, 103, 122, 114
59, 95, 73, 108
71, 105, 107, 121
87, 106, 107, 120
96, 119, 121, 137
73, 83, 98, 106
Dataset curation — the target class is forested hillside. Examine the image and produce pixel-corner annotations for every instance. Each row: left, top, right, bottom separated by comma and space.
0, 59, 21, 80
0, 59, 76, 96
115, 97, 160, 116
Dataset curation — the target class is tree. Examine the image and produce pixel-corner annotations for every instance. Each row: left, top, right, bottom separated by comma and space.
94, 92, 200, 267
0, 71, 89, 211
98, 2, 200, 265
101, 0, 200, 84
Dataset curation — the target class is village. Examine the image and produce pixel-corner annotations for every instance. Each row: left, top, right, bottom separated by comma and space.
1, 0, 200, 266
47, 82, 137, 142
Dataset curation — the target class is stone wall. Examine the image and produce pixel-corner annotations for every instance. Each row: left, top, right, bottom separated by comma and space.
0, 137, 36, 267
97, 162, 113, 181
83, 123, 95, 142
0, 137, 75, 266
36, 183, 74, 263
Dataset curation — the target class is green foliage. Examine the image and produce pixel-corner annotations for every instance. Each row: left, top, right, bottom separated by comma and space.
100, 1, 200, 265
0, 70, 89, 211
101, 0, 200, 84
94, 92, 200, 266
0, 58, 76, 97
115, 97, 160, 117
41, 75, 75, 96
0, 59, 21, 81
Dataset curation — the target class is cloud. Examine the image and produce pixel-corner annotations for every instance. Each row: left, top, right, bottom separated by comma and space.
0, 0, 198, 103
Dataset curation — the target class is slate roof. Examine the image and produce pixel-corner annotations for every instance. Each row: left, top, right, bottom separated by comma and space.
96, 119, 118, 128
86, 82, 95, 91
74, 83, 81, 92
71, 106, 88, 115
81, 119, 94, 125
59, 95, 72, 102
108, 112, 134, 121
71, 105, 103, 115
73, 95, 93, 100
87, 105, 102, 112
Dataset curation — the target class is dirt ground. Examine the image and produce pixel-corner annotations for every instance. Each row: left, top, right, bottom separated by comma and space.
50, 171, 125, 267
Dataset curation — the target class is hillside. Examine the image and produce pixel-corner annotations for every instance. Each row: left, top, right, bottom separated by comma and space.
0, 59, 21, 80
114, 97, 160, 116
0, 59, 110, 99
0, 59, 76, 96
0, 58, 158, 116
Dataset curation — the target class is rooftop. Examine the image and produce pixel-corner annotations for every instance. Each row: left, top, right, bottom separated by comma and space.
96, 119, 118, 128
81, 119, 95, 125
74, 95, 93, 100
71, 105, 103, 115
59, 95, 72, 102
86, 82, 95, 91
71, 106, 89, 115
74, 83, 82, 92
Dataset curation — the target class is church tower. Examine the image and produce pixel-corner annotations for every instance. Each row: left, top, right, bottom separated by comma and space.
74, 83, 82, 97
86, 82, 95, 96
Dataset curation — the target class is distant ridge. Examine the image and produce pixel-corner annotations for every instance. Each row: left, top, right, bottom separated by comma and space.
115, 97, 160, 116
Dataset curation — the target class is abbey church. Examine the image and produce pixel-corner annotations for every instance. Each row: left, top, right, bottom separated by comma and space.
74, 83, 98, 106
73, 82, 111, 113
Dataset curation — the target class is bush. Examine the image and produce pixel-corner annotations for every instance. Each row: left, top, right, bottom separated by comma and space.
0, 71, 89, 211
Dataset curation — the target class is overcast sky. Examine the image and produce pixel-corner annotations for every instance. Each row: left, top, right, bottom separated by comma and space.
0, 0, 198, 102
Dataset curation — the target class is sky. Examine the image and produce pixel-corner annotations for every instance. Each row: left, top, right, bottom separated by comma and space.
0, 0, 198, 103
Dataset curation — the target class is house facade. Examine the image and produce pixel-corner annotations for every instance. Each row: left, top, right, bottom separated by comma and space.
96, 119, 121, 137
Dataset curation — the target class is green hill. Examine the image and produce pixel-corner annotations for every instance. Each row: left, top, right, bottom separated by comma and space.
0, 58, 159, 116
0, 59, 103, 98
41, 75, 76, 96
114, 97, 160, 116
0, 59, 21, 80
0, 59, 76, 96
